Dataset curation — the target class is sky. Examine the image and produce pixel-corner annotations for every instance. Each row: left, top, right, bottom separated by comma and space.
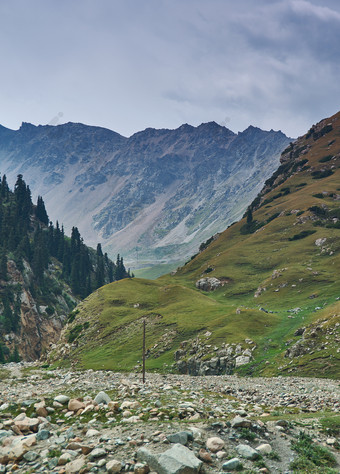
0, 0, 340, 139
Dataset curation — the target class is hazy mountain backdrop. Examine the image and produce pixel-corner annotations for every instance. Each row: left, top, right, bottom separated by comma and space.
0, 121, 291, 268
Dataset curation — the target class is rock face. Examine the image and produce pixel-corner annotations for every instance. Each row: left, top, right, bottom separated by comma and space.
175, 336, 256, 376
195, 277, 222, 291
0, 121, 291, 266
0, 258, 75, 361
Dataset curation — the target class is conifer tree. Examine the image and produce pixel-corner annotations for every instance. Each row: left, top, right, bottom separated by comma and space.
35, 196, 49, 225
0, 253, 7, 280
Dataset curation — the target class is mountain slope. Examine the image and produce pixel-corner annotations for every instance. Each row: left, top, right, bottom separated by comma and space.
0, 121, 291, 266
48, 111, 340, 378
0, 175, 124, 362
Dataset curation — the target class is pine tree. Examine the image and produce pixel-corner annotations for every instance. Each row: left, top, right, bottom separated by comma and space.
0, 252, 7, 280
1, 174, 9, 200
35, 196, 49, 225
246, 207, 253, 224
96, 243, 105, 288
0, 344, 5, 363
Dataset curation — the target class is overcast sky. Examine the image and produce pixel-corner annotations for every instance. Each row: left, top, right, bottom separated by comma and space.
0, 0, 339, 138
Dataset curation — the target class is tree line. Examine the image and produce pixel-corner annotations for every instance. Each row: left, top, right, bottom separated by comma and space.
0, 174, 131, 360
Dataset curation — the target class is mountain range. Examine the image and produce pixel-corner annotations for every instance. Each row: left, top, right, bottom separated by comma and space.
0, 121, 291, 269
47, 111, 340, 379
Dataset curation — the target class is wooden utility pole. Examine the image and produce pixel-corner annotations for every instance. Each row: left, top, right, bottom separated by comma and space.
142, 319, 146, 384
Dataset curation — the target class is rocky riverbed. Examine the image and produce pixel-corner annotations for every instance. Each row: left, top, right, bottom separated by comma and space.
0, 362, 339, 473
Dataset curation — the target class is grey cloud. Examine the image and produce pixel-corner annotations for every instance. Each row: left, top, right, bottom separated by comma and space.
0, 0, 339, 138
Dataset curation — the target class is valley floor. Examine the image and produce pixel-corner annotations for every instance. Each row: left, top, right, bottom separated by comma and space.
0, 362, 339, 473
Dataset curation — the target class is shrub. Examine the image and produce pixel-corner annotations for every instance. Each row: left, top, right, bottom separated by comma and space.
311, 169, 334, 180
312, 124, 333, 140
266, 212, 280, 224
240, 221, 263, 235
319, 155, 333, 163
288, 230, 316, 241
309, 205, 327, 217
67, 324, 83, 343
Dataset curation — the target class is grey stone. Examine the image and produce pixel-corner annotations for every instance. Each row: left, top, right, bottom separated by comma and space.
94, 391, 111, 405
137, 443, 202, 473
54, 395, 70, 404
0, 430, 11, 441
222, 458, 242, 471
48, 457, 59, 469
21, 399, 39, 407
88, 447, 107, 460
167, 431, 189, 445
36, 429, 50, 441
235, 356, 250, 367
66, 427, 75, 439
195, 277, 221, 292
23, 450, 39, 462
236, 444, 259, 460
230, 416, 252, 428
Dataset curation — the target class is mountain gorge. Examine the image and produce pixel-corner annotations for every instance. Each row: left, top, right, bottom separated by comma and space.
48, 111, 340, 378
0, 176, 128, 362
0, 121, 291, 268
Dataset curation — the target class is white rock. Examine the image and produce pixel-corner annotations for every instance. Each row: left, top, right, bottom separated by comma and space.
256, 443, 272, 455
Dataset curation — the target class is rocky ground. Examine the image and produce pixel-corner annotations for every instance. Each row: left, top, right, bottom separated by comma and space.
0, 362, 339, 473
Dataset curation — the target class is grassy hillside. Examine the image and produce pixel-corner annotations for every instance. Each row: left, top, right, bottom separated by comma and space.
48, 111, 340, 378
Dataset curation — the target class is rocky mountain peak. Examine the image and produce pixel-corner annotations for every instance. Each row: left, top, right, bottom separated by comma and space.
0, 120, 291, 267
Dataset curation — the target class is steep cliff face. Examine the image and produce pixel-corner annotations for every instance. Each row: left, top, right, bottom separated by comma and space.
2, 258, 77, 361
0, 121, 291, 266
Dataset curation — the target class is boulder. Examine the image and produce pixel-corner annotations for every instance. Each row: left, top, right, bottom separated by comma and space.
167, 431, 190, 445
236, 444, 259, 460
206, 437, 225, 453
0, 434, 36, 463
68, 399, 85, 412
54, 395, 70, 405
94, 391, 111, 405
137, 443, 202, 473
34, 400, 48, 417
88, 447, 107, 460
134, 462, 150, 474
65, 455, 87, 473
235, 356, 250, 367
13, 415, 40, 433
195, 277, 221, 291
256, 443, 272, 455
231, 416, 252, 428
222, 458, 242, 471
106, 459, 123, 473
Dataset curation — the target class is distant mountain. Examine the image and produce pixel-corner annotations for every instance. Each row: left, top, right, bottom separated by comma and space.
0, 121, 291, 267
48, 111, 340, 378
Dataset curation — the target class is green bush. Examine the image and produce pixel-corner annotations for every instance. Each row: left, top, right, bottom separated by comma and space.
313, 193, 325, 199
311, 169, 334, 180
319, 155, 333, 163
288, 230, 316, 241
67, 324, 83, 343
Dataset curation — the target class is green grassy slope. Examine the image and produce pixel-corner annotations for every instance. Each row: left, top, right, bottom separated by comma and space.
48, 112, 340, 378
